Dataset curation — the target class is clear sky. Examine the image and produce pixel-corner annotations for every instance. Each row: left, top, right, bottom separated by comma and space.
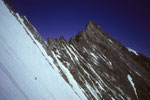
5, 0, 150, 58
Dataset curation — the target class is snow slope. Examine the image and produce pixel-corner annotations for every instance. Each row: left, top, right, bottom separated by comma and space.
0, 0, 86, 100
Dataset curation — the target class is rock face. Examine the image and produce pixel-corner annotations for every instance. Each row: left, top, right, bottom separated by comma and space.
45, 21, 150, 100
1, 0, 150, 100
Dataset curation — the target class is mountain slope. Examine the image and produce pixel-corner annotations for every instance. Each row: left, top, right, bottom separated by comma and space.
46, 21, 150, 99
0, 0, 86, 100
0, 0, 150, 100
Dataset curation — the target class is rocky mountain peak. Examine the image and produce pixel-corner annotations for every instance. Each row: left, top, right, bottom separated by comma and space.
68, 21, 109, 47
74, 30, 87, 42
86, 20, 100, 30
59, 36, 67, 43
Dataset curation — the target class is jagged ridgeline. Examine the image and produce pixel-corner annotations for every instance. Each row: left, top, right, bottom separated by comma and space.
0, 0, 150, 100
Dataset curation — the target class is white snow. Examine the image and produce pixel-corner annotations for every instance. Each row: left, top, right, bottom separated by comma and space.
127, 48, 138, 56
127, 75, 138, 99
98, 54, 113, 69
111, 97, 115, 100
90, 52, 98, 59
98, 54, 106, 62
90, 52, 99, 65
133, 71, 142, 77
63, 45, 74, 62
70, 44, 84, 59
108, 39, 113, 43
108, 61, 112, 66
0, 1, 86, 100
52, 51, 87, 100
83, 47, 88, 53
85, 81, 99, 100
66, 45, 79, 63
87, 64, 105, 91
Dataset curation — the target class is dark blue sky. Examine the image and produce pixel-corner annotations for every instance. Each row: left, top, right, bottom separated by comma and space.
6, 0, 150, 57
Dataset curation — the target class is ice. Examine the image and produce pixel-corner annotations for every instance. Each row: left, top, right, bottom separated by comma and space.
66, 45, 79, 62
63, 45, 74, 62
127, 48, 138, 56
108, 39, 113, 43
135, 71, 141, 77
111, 97, 115, 100
108, 61, 112, 66
127, 75, 138, 99
90, 52, 98, 59
85, 81, 99, 100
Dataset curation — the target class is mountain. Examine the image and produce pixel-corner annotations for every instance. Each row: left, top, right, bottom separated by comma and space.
0, 0, 150, 100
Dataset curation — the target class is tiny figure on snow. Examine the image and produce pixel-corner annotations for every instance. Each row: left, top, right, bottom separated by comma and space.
35, 77, 37, 80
